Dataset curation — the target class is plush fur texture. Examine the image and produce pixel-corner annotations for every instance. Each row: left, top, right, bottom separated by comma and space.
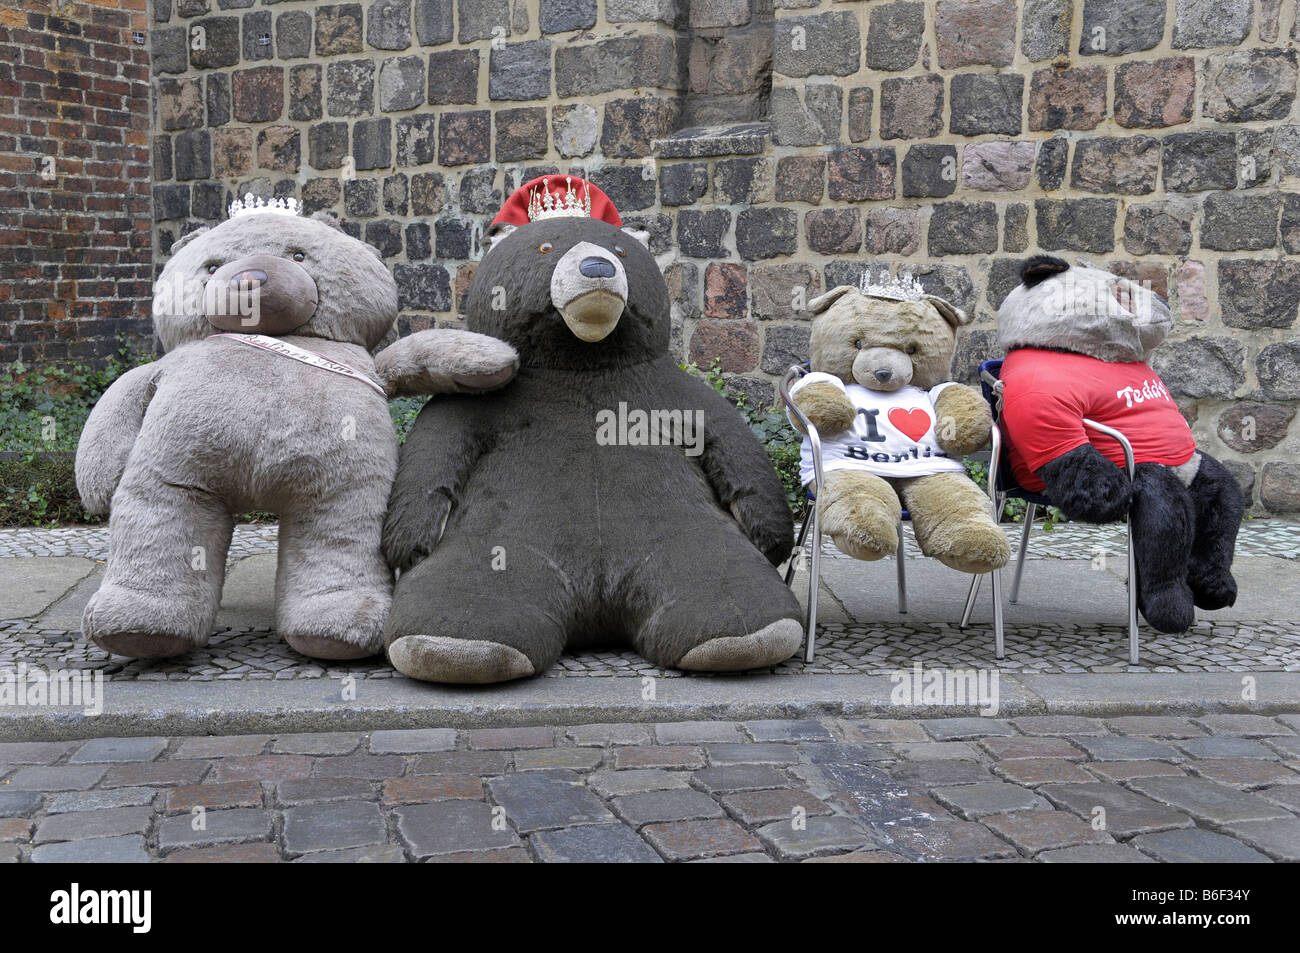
791, 381, 857, 435
1130, 462, 1198, 633
1037, 444, 1136, 524
998, 261, 1173, 363
818, 470, 902, 560
932, 385, 995, 458
793, 286, 1008, 574
76, 211, 518, 661
383, 215, 802, 683
805, 288, 971, 391
998, 257, 1243, 634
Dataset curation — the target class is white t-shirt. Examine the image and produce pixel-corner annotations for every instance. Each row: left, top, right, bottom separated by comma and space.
788, 372, 967, 485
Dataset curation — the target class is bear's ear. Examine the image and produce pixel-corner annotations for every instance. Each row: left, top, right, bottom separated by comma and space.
621, 226, 651, 249
310, 211, 344, 232
1020, 254, 1069, 288
482, 222, 516, 255
807, 285, 857, 315
168, 226, 210, 256
923, 295, 970, 330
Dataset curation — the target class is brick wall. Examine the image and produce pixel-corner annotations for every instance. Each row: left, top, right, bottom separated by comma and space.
0, 0, 153, 365
143, 0, 1300, 514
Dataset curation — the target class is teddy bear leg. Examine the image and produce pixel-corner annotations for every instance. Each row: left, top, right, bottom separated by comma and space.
275, 486, 392, 661
818, 470, 903, 560
897, 472, 1010, 574
1184, 453, 1243, 611
83, 475, 233, 659
625, 528, 803, 672
1130, 463, 1197, 633
384, 533, 569, 683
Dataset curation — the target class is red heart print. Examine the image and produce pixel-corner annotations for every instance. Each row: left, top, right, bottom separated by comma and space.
888, 407, 932, 442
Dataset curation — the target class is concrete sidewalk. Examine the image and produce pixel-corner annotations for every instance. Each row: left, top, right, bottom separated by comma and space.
0, 521, 1298, 740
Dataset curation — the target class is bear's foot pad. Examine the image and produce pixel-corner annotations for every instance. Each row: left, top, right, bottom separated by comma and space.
921, 522, 1011, 575
1138, 582, 1196, 634
388, 634, 535, 684
91, 632, 194, 659
828, 531, 893, 561
284, 633, 377, 661
676, 619, 803, 672
1188, 567, 1238, 611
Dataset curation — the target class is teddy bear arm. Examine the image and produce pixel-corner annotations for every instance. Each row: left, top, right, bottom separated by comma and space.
1036, 443, 1135, 523
74, 362, 160, 515
695, 388, 794, 566
790, 382, 856, 436
375, 328, 519, 398
382, 400, 495, 572
932, 384, 993, 457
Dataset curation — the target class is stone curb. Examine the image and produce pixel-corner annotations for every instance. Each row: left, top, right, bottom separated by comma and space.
2, 672, 1298, 741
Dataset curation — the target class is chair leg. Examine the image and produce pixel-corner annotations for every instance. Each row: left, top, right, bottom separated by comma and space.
805, 501, 821, 663
959, 573, 981, 630
991, 567, 1005, 660
895, 520, 907, 614
786, 510, 812, 586
1126, 515, 1139, 665
1010, 502, 1034, 604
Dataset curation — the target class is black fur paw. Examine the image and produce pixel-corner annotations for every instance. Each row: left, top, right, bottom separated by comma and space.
1137, 581, 1196, 634
1037, 445, 1133, 523
1187, 564, 1238, 611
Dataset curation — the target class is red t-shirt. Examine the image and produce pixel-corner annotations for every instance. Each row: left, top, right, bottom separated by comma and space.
1000, 348, 1196, 492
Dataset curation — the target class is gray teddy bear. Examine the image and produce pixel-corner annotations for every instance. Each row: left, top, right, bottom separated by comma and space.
76, 199, 518, 661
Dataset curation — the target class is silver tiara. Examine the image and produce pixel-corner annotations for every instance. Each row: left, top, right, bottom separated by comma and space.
228, 193, 302, 219
858, 269, 928, 303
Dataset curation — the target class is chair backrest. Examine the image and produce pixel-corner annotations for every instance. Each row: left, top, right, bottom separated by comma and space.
976, 358, 1028, 497
977, 358, 1004, 419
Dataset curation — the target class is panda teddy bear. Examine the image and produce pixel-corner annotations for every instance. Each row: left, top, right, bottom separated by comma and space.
996, 255, 1243, 633
381, 176, 804, 683
75, 196, 518, 661
788, 275, 1010, 575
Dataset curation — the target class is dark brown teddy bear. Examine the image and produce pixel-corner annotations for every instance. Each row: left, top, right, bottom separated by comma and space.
381, 177, 804, 683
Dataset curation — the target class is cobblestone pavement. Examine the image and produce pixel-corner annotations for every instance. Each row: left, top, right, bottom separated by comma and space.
2, 714, 1298, 863
2, 521, 1298, 680
2, 518, 1296, 562
4, 618, 1297, 682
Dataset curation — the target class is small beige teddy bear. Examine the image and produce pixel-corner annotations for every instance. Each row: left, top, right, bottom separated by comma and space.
789, 277, 1010, 575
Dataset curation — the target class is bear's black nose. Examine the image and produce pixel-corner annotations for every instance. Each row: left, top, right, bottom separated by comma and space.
874, 369, 893, 383
579, 256, 616, 278
231, 269, 267, 288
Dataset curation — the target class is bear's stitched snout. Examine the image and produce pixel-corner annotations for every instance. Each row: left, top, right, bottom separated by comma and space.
550, 240, 628, 343
204, 253, 320, 336
853, 346, 913, 392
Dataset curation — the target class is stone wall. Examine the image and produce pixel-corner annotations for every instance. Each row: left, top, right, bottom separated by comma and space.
1, 0, 153, 365
141, 0, 1300, 514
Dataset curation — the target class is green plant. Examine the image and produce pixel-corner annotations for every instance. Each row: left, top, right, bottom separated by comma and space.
681, 359, 806, 516
0, 341, 155, 526
390, 395, 428, 443
963, 455, 1066, 529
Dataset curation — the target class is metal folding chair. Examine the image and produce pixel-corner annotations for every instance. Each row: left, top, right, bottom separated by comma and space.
958, 359, 1142, 663
778, 364, 999, 662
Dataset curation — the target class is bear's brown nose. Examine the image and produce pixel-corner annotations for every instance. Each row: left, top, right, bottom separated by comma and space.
204, 254, 318, 335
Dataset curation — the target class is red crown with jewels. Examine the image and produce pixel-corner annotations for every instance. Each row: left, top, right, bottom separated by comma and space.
491, 175, 622, 228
